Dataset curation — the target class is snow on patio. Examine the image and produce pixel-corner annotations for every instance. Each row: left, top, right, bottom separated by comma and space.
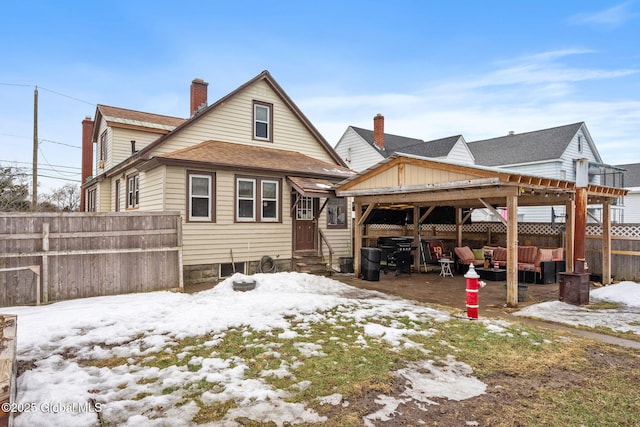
3, 273, 639, 426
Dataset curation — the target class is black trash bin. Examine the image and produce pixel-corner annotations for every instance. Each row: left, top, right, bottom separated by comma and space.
361, 247, 382, 281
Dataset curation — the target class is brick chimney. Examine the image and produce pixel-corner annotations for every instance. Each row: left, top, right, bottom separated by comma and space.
80, 116, 94, 211
190, 78, 208, 116
373, 113, 384, 150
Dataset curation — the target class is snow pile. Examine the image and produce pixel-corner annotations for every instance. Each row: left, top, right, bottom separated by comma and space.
514, 281, 640, 334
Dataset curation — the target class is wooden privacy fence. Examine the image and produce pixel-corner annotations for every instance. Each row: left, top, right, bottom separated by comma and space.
365, 222, 640, 282
0, 212, 183, 307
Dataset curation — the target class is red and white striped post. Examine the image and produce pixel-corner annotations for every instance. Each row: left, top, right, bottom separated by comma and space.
465, 264, 481, 319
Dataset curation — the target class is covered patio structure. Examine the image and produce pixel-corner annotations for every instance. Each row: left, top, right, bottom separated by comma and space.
335, 154, 627, 307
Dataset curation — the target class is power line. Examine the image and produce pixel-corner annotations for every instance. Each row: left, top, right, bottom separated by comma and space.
0, 134, 82, 149
1, 82, 96, 107
39, 138, 81, 149
38, 86, 96, 107
28, 173, 80, 183
0, 82, 32, 88
0, 159, 81, 171
39, 147, 81, 178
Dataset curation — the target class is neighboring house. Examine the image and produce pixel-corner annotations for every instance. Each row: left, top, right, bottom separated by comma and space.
467, 122, 624, 223
334, 113, 474, 172
617, 162, 640, 223
81, 71, 355, 285
335, 119, 624, 224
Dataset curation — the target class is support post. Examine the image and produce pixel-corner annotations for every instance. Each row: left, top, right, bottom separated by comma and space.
413, 207, 420, 271
354, 201, 363, 278
565, 200, 575, 273
456, 207, 463, 246
574, 187, 587, 272
602, 199, 611, 284
506, 195, 518, 307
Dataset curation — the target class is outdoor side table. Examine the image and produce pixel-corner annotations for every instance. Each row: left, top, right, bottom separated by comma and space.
439, 259, 454, 277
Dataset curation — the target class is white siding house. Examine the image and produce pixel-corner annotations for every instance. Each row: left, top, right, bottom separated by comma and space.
617, 163, 640, 223
334, 119, 624, 224
468, 123, 623, 223
334, 114, 474, 172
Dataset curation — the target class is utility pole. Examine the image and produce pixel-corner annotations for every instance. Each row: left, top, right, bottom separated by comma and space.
32, 85, 38, 210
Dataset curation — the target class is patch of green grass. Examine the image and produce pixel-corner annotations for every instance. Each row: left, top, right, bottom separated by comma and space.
586, 301, 621, 310
81, 355, 130, 369
192, 399, 237, 424
209, 317, 410, 404
506, 368, 640, 427
411, 318, 579, 377
132, 392, 152, 401
161, 386, 176, 395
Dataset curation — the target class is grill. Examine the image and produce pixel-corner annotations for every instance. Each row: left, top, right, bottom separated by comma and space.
377, 237, 416, 276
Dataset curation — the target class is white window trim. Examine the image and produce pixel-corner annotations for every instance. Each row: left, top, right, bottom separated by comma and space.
237, 178, 256, 221
254, 103, 271, 141
127, 174, 139, 209
189, 174, 212, 221
261, 179, 279, 222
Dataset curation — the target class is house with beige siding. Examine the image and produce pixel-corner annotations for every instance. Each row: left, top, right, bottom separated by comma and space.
81, 71, 355, 285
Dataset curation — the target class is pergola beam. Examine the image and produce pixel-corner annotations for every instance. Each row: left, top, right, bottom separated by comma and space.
478, 198, 507, 226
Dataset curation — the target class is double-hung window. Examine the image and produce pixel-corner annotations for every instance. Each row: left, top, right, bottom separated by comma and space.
237, 178, 256, 221
253, 101, 272, 141
261, 180, 279, 221
99, 130, 108, 166
188, 171, 215, 222
87, 188, 96, 212
126, 174, 139, 209
115, 179, 120, 212
236, 176, 281, 222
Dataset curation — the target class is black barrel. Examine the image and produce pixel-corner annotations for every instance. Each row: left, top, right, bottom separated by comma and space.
361, 247, 382, 281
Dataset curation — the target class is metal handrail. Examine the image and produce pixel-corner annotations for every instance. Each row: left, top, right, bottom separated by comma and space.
318, 229, 334, 272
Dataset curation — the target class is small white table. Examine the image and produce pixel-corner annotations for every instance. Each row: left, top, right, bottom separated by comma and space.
439, 259, 454, 277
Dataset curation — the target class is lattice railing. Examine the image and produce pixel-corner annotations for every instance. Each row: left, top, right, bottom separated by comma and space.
367, 222, 640, 238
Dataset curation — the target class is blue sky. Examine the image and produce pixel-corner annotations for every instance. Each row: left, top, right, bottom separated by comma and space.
1, 1, 639, 193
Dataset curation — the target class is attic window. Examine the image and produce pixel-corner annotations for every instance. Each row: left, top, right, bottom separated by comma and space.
99, 130, 108, 164
253, 101, 272, 142
578, 136, 583, 153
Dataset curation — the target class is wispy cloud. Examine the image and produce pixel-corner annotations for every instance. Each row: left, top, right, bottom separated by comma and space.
298, 49, 640, 165
451, 49, 637, 91
569, 2, 638, 28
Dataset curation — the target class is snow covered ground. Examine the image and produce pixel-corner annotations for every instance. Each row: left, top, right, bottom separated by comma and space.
3, 273, 639, 426
515, 281, 640, 335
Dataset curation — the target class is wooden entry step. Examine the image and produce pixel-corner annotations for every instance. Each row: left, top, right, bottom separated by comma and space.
293, 251, 332, 276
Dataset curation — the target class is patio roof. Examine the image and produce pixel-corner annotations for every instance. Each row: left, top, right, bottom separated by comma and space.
335, 153, 627, 307
336, 153, 626, 208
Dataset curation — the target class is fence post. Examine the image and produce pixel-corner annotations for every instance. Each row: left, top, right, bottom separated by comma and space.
42, 222, 49, 304
28, 266, 41, 306
177, 217, 184, 291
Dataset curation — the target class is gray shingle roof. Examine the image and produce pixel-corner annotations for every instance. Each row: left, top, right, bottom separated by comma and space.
617, 163, 640, 187
351, 127, 460, 158
351, 126, 423, 158
467, 122, 584, 166
400, 135, 462, 158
